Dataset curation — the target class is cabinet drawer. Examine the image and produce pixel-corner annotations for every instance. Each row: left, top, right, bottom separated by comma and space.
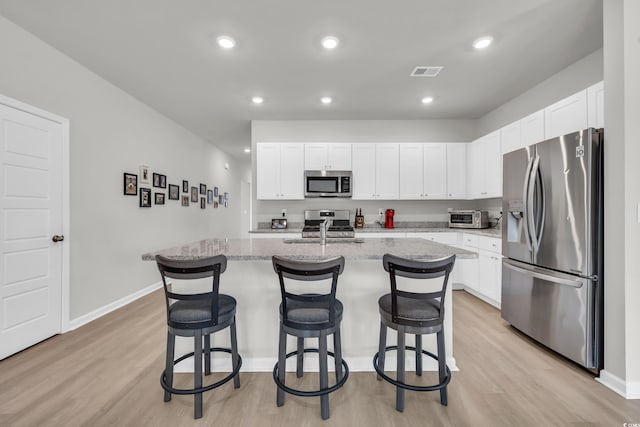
477, 236, 501, 254
462, 233, 479, 248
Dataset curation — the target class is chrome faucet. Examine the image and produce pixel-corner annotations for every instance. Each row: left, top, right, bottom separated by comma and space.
320, 219, 329, 245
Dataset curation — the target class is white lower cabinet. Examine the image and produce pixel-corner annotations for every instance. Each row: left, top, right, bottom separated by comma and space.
460, 233, 502, 308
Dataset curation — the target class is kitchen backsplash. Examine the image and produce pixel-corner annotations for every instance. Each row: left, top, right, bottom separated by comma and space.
254, 198, 502, 229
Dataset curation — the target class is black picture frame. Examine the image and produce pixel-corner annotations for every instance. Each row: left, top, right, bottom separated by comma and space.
159, 175, 166, 188
182, 180, 189, 193
181, 195, 189, 206
213, 186, 219, 197
155, 193, 165, 205
214, 201, 218, 209
153, 173, 161, 188
200, 197, 206, 209
190, 186, 198, 202
168, 184, 179, 200
207, 190, 213, 204
200, 183, 206, 195
139, 188, 151, 207
123, 173, 137, 196
218, 195, 224, 204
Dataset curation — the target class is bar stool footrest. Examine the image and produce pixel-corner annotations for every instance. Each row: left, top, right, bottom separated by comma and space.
373, 345, 451, 392
272, 348, 349, 397
161, 347, 242, 395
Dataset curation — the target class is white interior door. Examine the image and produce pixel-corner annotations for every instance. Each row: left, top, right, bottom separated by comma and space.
0, 102, 64, 360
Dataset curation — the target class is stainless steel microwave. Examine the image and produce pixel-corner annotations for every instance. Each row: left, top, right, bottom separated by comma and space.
448, 210, 489, 229
304, 170, 352, 198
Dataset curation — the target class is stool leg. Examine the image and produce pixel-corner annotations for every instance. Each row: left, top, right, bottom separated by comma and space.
415, 334, 422, 376
164, 331, 175, 402
377, 322, 387, 381
437, 329, 448, 406
333, 327, 343, 382
396, 327, 405, 412
296, 337, 304, 378
319, 330, 329, 420
276, 327, 286, 407
194, 329, 203, 419
230, 317, 241, 389
204, 334, 211, 376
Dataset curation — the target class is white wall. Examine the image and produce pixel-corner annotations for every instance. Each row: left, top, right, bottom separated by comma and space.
601, 0, 640, 397
477, 49, 604, 136
0, 16, 243, 320
249, 120, 503, 227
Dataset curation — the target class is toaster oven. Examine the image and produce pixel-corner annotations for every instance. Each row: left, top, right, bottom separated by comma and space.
448, 210, 489, 229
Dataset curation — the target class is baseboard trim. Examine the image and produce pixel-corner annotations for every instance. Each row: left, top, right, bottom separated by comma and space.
66, 281, 162, 331
175, 355, 458, 373
597, 370, 640, 399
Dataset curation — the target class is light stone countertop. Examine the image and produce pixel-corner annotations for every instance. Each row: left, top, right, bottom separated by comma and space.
141, 237, 476, 262
249, 226, 502, 238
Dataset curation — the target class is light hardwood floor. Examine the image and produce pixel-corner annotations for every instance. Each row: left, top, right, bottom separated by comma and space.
1, 290, 638, 426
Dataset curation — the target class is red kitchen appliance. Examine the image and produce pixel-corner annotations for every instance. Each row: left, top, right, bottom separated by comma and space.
384, 209, 395, 229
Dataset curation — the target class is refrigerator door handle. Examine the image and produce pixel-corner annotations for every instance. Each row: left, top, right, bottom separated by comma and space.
527, 155, 540, 258
522, 155, 535, 252
534, 158, 546, 248
503, 259, 584, 288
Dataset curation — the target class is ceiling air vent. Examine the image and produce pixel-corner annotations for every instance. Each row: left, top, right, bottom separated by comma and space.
410, 66, 443, 77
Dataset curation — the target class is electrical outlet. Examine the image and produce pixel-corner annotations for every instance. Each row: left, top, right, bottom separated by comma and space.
281, 208, 287, 217
378, 208, 384, 217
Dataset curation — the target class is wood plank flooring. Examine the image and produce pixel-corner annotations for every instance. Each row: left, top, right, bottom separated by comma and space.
1, 290, 639, 426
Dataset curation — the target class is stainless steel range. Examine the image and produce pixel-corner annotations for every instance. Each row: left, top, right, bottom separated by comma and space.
301, 210, 355, 238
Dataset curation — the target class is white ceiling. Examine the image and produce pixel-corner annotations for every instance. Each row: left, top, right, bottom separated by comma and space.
0, 0, 602, 159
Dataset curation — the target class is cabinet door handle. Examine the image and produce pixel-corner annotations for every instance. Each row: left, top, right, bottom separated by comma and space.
52, 235, 64, 243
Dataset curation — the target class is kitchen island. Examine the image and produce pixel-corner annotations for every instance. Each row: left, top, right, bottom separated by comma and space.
142, 237, 475, 373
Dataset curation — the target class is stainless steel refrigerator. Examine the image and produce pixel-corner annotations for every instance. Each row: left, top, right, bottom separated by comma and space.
501, 128, 603, 372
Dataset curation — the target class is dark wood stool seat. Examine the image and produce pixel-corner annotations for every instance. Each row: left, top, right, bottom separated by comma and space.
271, 256, 349, 420
155, 255, 242, 419
373, 253, 455, 412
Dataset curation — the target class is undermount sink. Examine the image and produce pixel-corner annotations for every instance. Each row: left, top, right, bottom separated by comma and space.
283, 238, 365, 244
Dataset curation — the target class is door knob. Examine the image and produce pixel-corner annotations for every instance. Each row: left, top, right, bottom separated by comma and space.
52, 235, 64, 243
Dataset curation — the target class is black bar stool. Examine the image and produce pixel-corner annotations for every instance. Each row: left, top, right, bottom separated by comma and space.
155, 255, 242, 419
373, 253, 455, 412
271, 256, 349, 420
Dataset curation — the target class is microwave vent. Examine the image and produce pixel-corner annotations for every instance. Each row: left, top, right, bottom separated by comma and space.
410, 66, 443, 77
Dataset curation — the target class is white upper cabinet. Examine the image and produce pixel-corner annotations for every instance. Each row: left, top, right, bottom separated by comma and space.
352, 143, 399, 199
375, 143, 400, 199
256, 143, 304, 200
446, 143, 467, 199
467, 130, 501, 199
399, 143, 447, 199
520, 110, 545, 146
423, 144, 447, 199
544, 89, 588, 139
501, 109, 544, 154
399, 143, 423, 199
587, 81, 604, 129
304, 143, 352, 170
500, 121, 521, 154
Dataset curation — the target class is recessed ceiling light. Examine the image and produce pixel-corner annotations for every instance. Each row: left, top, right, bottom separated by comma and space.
251, 96, 264, 104
421, 96, 434, 104
244, 148, 251, 153
216, 35, 236, 49
321, 36, 339, 50
321, 96, 333, 105
473, 36, 493, 50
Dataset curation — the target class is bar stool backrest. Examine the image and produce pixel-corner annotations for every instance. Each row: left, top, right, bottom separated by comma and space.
272, 256, 345, 331
382, 254, 456, 326
155, 254, 228, 329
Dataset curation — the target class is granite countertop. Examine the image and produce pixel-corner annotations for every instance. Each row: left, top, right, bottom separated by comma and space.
142, 237, 476, 262
250, 223, 502, 238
